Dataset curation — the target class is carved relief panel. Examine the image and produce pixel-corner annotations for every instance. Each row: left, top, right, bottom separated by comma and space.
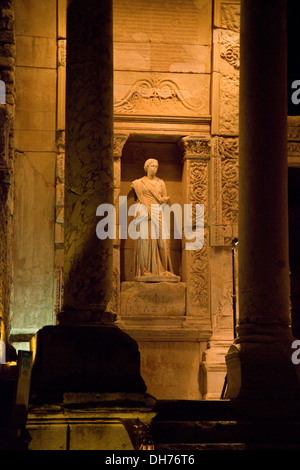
208, 0, 240, 347
211, 0, 240, 246
179, 136, 210, 318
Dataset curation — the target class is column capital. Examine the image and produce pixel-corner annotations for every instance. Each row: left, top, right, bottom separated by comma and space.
113, 133, 129, 158
177, 135, 211, 161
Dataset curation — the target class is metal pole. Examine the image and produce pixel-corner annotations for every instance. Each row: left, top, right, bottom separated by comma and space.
221, 238, 238, 398
232, 238, 238, 339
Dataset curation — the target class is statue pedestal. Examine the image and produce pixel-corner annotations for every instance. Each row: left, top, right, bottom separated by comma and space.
121, 281, 186, 316
118, 281, 211, 400
135, 275, 180, 283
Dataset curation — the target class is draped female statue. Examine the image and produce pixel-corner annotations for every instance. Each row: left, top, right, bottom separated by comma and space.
131, 159, 179, 282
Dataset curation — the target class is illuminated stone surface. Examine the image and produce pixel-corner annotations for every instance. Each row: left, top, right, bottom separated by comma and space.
2, 0, 300, 409
121, 282, 186, 316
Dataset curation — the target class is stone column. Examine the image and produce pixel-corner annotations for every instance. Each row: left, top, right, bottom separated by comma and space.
225, 0, 300, 398
59, 0, 114, 324
107, 133, 129, 317
30, 1, 148, 403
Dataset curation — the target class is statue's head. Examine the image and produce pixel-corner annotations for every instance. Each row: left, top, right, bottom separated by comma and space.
144, 158, 159, 173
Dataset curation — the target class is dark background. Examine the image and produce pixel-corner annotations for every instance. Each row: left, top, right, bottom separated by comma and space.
288, 0, 300, 116
287, 1, 300, 337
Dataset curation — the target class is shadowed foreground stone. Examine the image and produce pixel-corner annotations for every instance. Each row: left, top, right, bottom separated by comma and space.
30, 325, 147, 404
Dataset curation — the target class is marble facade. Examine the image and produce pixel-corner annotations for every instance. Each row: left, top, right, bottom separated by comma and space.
1, 0, 300, 402
112, 0, 239, 399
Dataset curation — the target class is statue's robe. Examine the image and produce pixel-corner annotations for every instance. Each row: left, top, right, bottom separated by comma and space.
131, 176, 174, 277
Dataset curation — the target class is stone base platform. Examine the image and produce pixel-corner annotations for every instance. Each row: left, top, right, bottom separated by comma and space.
27, 392, 157, 450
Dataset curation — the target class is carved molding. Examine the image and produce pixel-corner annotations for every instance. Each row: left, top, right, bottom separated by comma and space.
219, 74, 239, 135
288, 141, 300, 155
288, 117, 300, 141
189, 160, 208, 205
221, 158, 239, 224
58, 39, 67, 67
114, 74, 205, 115
221, 3, 240, 31
186, 231, 209, 317
215, 136, 239, 159
56, 130, 65, 153
184, 160, 209, 317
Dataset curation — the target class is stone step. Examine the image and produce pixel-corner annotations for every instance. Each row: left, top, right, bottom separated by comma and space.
152, 399, 300, 421
151, 420, 300, 445
150, 399, 300, 450
153, 442, 300, 451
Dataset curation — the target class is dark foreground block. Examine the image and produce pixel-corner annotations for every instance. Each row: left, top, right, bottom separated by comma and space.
30, 325, 146, 404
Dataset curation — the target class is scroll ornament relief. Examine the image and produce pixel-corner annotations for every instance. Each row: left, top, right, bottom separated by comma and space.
217, 136, 239, 160
222, 158, 238, 224
188, 233, 209, 315
114, 75, 204, 115
219, 74, 239, 135
220, 30, 240, 70
189, 160, 208, 219
216, 137, 239, 225
186, 161, 209, 315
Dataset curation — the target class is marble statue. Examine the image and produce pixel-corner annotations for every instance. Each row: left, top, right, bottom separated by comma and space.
131, 158, 179, 282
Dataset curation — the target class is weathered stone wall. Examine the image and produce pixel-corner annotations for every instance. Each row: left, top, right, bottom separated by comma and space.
0, 0, 16, 344
113, 0, 215, 400
9, 0, 57, 348
113, 0, 212, 135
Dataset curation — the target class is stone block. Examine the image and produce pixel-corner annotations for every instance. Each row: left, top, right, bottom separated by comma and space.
14, 0, 56, 38
114, 71, 210, 117
15, 67, 56, 127
15, 36, 56, 68
113, 0, 212, 46
27, 424, 67, 450
138, 341, 205, 400
69, 423, 134, 450
120, 281, 186, 316
114, 43, 211, 74
30, 325, 147, 404
11, 152, 55, 332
